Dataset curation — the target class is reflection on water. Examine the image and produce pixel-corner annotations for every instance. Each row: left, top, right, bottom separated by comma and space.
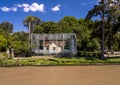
0, 65, 120, 85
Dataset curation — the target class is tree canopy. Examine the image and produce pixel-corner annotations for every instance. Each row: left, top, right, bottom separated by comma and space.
0, 1, 120, 57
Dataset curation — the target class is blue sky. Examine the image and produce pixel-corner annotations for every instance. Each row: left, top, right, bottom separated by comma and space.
0, 0, 98, 32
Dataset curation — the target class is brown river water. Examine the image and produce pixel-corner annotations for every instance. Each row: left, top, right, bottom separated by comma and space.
0, 65, 120, 85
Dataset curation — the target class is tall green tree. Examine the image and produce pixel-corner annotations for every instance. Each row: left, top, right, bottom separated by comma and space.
11, 31, 28, 56
23, 16, 41, 55
76, 19, 92, 51
1, 22, 13, 33
105, 0, 120, 51
33, 25, 44, 33
85, 0, 107, 59
43, 21, 61, 33
85, 0, 120, 58
23, 16, 41, 34
0, 22, 14, 52
0, 35, 8, 52
58, 16, 79, 33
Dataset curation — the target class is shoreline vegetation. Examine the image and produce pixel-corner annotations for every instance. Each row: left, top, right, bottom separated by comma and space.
0, 0, 120, 67
0, 53, 120, 67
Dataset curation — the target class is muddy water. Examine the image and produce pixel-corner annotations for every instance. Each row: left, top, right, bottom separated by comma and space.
0, 65, 120, 85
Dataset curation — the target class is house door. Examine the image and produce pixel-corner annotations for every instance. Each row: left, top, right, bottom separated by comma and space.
53, 47, 56, 53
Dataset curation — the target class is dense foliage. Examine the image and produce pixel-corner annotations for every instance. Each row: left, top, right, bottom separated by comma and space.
0, 0, 120, 57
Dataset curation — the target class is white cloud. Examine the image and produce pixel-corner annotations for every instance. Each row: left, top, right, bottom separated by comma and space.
11, 7, 17, 11
17, 3, 45, 12
16, 4, 23, 8
23, 7, 30, 12
22, 3, 29, 8
1, 3, 45, 13
1, 6, 11, 12
1, 6, 17, 12
30, 3, 44, 12
51, 4, 61, 11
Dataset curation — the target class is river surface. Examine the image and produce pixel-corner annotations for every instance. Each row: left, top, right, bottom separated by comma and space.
0, 65, 120, 85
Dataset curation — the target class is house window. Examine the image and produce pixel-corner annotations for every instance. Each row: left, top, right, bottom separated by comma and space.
53, 47, 56, 51
46, 46, 49, 50
39, 40, 43, 49
65, 39, 70, 50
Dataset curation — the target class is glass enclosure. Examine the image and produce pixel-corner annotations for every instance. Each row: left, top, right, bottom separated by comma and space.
31, 33, 77, 55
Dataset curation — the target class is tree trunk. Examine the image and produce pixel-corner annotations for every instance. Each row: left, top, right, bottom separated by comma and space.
101, 0, 105, 59
28, 22, 31, 56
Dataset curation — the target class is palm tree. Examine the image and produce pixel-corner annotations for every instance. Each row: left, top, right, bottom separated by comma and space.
23, 16, 41, 55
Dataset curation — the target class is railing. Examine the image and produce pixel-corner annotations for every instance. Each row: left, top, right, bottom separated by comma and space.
105, 51, 120, 57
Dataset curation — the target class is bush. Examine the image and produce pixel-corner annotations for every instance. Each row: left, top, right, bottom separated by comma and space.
59, 52, 75, 58
77, 51, 101, 58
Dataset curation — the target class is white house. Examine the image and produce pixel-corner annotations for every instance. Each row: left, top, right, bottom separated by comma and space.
31, 33, 77, 55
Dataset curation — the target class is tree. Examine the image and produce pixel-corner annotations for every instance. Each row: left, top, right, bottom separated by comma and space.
0, 22, 14, 52
0, 35, 8, 52
23, 16, 41, 33
11, 31, 28, 57
1, 22, 13, 33
23, 16, 41, 55
33, 25, 44, 33
87, 38, 100, 51
105, 0, 120, 51
58, 21, 73, 33
75, 24, 92, 51
23, 16, 41, 41
85, 0, 120, 59
85, 0, 106, 59
40, 21, 61, 33
58, 16, 79, 33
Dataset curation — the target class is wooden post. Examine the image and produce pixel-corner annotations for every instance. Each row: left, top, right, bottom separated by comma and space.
6, 48, 10, 58
11, 48, 14, 59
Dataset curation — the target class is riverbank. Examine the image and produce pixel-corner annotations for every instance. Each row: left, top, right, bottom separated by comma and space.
1, 57, 120, 66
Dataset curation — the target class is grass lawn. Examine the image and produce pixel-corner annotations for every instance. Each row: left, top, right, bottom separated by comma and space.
0, 56, 120, 66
